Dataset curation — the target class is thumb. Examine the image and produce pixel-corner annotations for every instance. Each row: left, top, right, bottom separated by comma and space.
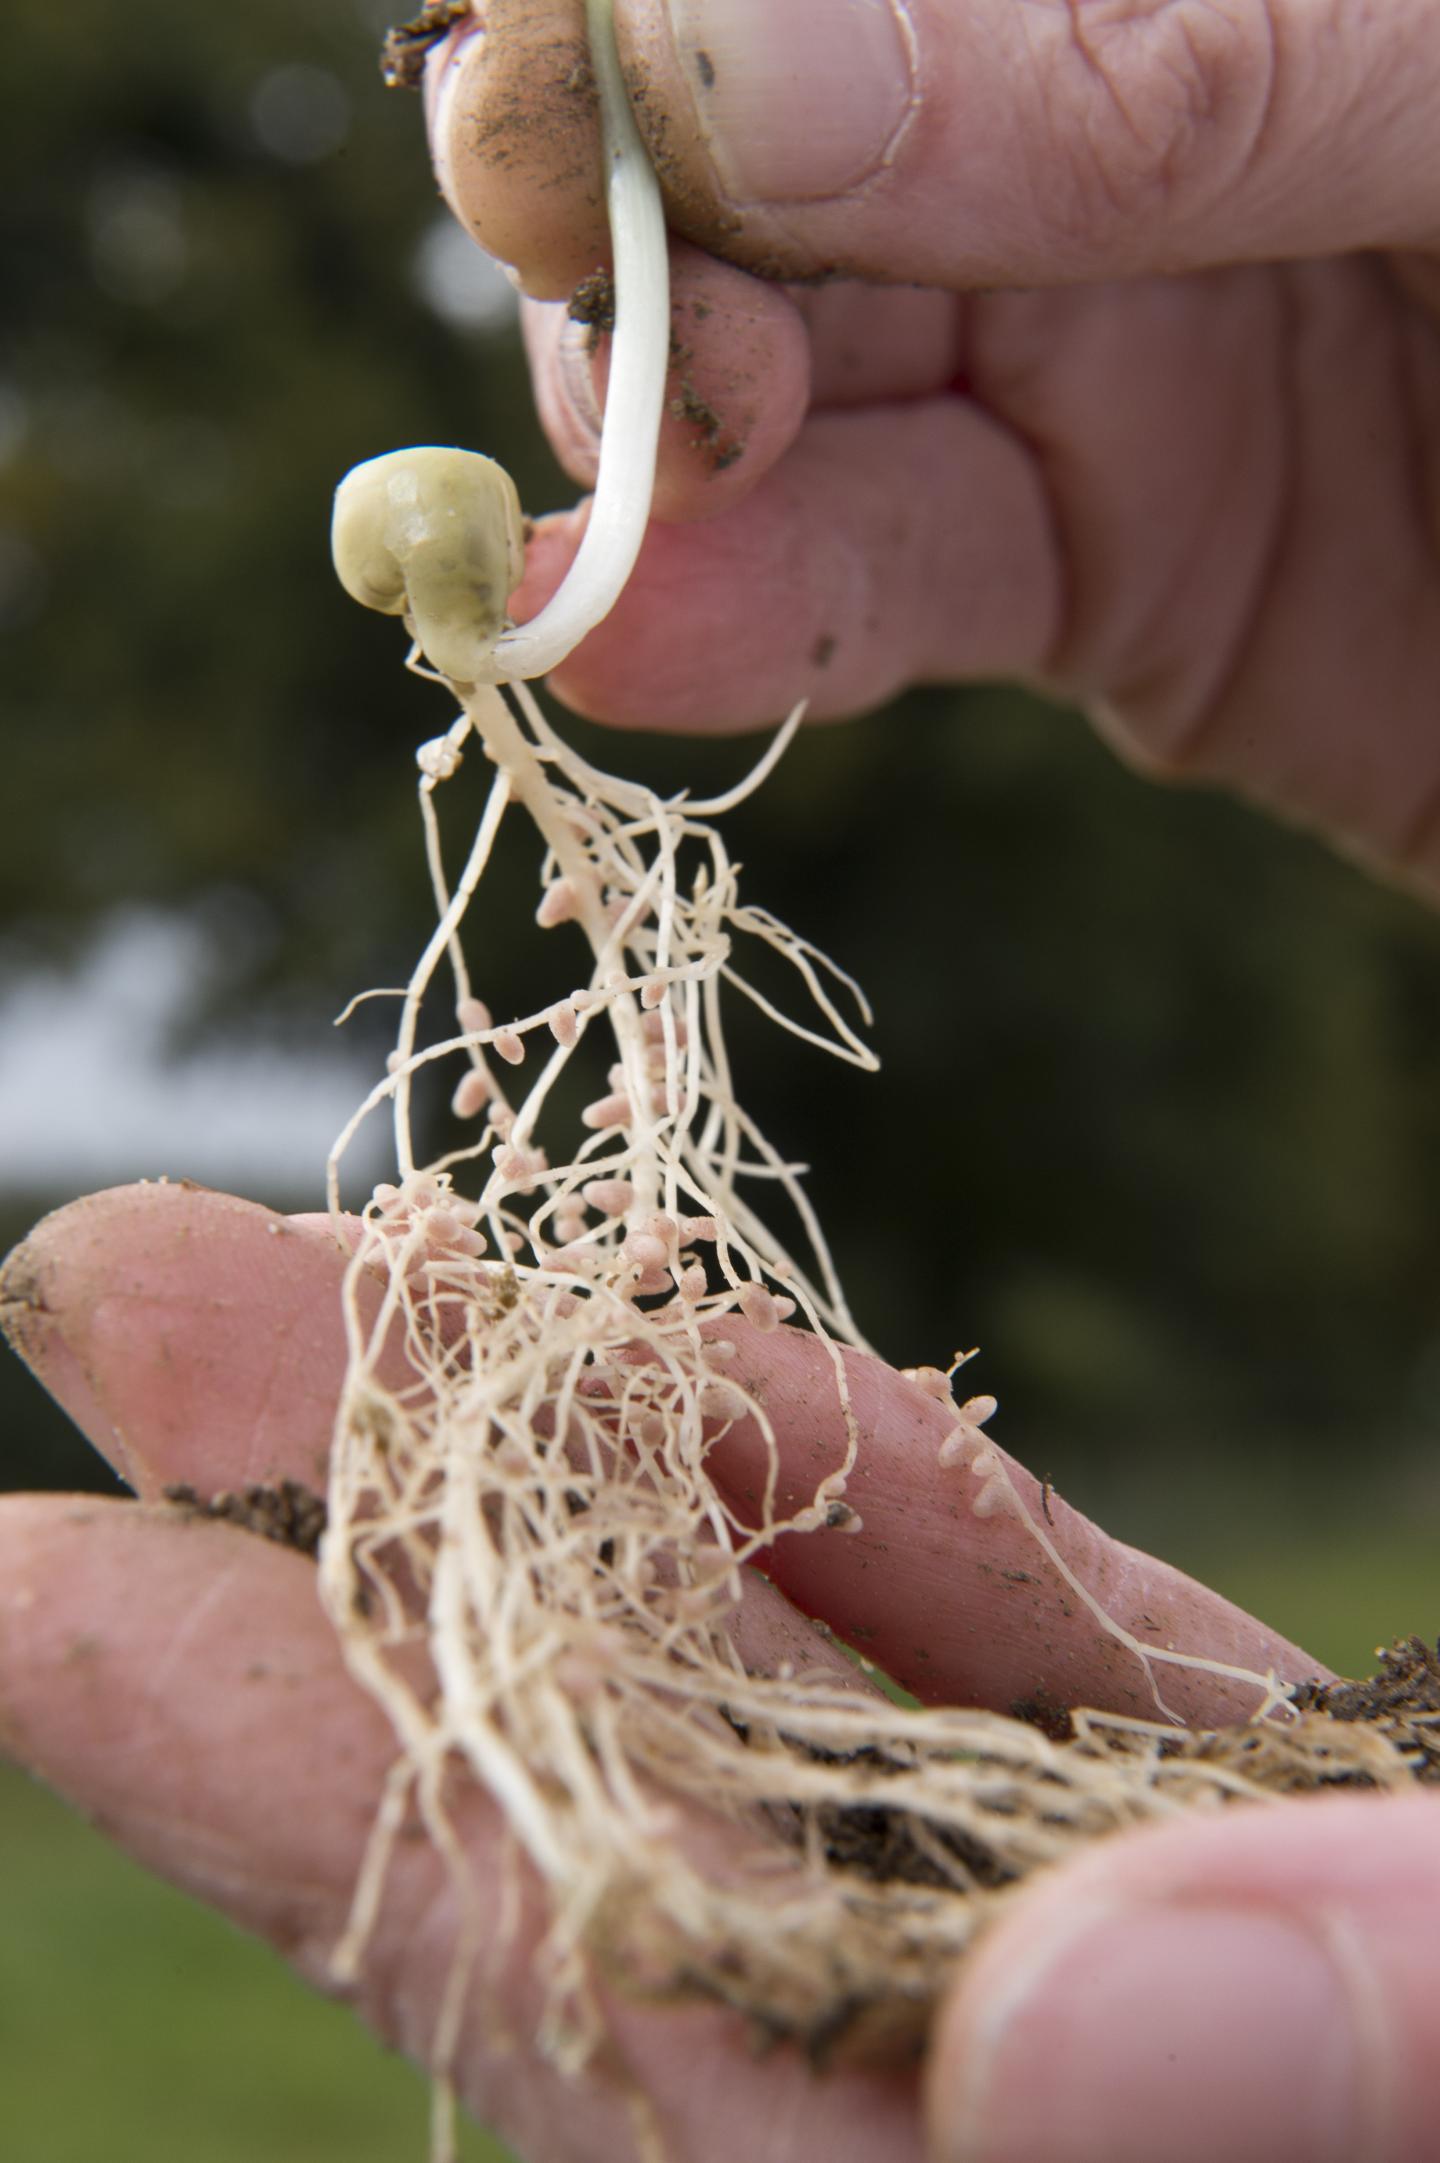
925, 1791, 1440, 2163
617, 0, 1440, 286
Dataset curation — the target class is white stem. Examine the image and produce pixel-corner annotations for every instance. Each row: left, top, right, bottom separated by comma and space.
493, 0, 668, 682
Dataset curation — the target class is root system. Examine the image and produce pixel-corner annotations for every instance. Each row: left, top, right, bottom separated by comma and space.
316, 673, 1433, 2086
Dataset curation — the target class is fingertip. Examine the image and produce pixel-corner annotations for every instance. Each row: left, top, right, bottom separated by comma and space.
647, 244, 814, 518
0, 1182, 353, 1499
925, 1794, 1440, 2163
525, 243, 811, 520
526, 401, 1057, 733
424, 0, 609, 301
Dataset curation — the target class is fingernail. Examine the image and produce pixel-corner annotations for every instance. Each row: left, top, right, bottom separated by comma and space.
556, 315, 605, 441
938, 1899, 1366, 2163
663, 0, 917, 205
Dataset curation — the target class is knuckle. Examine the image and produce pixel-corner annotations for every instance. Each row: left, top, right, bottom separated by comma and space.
1027, 1, 1279, 262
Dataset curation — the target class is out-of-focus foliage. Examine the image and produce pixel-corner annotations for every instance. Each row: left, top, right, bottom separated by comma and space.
5, 0, 1440, 1578
0, 0, 556, 987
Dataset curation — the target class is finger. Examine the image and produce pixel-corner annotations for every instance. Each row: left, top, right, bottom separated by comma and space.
0, 1496, 408, 1953
794, 285, 967, 410
0, 1497, 922, 2163
424, 0, 605, 302
702, 1328, 1323, 1726
509, 400, 1059, 730
615, 0, 1440, 286
526, 275, 962, 524
926, 1790, 1440, 2163
522, 241, 811, 521
427, 0, 1440, 296
0, 1183, 369, 1498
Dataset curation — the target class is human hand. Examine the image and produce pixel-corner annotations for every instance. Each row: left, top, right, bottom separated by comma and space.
421, 0, 1440, 891
4, 1181, 1437, 2162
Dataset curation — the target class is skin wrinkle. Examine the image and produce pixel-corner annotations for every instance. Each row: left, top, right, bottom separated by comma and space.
1316, 1906, 1396, 2163
1192, 259, 1440, 833
1022, 2, 1180, 243
126, 1550, 246, 1747
1101, 270, 1294, 763
242, 1287, 310, 1486
1212, 0, 1280, 215
1019, 0, 1278, 268
966, 374, 1077, 693
925, 388, 1068, 689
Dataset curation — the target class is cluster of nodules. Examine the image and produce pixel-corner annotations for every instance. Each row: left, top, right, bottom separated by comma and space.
447, 987, 683, 1135
367, 1158, 802, 1343
903, 1361, 1014, 1519
370, 1175, 488, 1258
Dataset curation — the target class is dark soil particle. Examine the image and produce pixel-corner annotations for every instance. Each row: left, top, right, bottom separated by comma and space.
812, 1795, 1017, 1895
668, 374, 746, 473
671, 381, 722, 438
568, 268, 616, 349
1292, 1636, 1440, 1783
463, 28, 600, 192
380, 1, 473, 91
735, 1727, 1021, 1897
1009, 1690, 1075, 1744
163, 1479, 328, 1560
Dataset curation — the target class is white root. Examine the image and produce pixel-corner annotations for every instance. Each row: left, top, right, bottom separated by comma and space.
316, 668, 1355, 2079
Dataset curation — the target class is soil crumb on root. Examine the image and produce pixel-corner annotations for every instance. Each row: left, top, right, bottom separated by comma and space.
163, 1480, 328, 1559
1292, 1636, 1440, 1783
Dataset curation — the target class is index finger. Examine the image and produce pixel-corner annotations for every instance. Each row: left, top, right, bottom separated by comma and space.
0, 1182, 365, 1499
704, 1329, 1324, 1727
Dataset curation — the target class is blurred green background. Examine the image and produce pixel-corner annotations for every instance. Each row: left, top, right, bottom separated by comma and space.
1, 0, 1436, 2154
